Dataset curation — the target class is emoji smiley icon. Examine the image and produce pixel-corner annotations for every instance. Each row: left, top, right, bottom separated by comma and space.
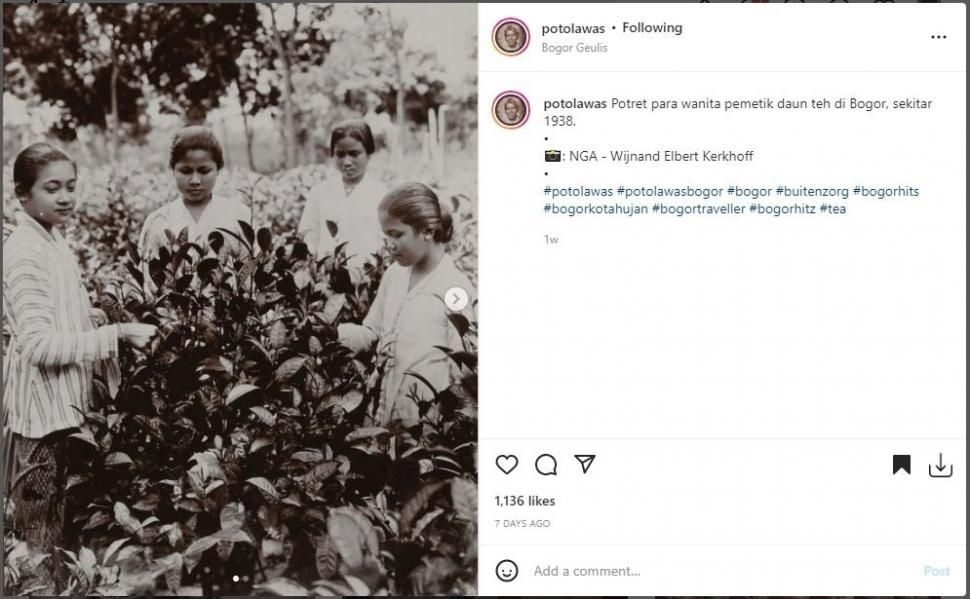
496, 559, 519, 582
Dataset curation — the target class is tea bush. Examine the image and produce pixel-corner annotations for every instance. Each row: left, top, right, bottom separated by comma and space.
3, 164, 478, 596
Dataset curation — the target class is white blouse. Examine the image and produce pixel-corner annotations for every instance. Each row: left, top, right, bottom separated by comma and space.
138, 195, 252, 260
339, 255, 476, 425
297, 172, 388, 271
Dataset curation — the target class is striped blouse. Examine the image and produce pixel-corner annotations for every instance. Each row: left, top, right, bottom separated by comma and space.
2, 213, 120, 438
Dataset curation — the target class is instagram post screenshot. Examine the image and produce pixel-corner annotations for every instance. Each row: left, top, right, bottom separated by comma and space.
0, 1, 965, 597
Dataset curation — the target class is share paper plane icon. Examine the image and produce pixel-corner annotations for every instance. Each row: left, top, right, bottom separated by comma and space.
574, 454, 596, 474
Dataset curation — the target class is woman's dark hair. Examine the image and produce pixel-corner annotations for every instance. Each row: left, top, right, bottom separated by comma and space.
169, 126, 224, 170
13, 142, 76, 197
330, 119, 376, 156
380, 182, 454, 243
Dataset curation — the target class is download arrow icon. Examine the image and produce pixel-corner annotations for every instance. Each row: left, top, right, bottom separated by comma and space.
928, 453, 953, 478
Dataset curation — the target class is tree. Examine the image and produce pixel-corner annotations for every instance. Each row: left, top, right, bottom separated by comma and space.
143, 4, 261, 124
3, 4, 152, 159
4, 4, 262, 159
254, 3, 334, 169
333, 6, 450, 161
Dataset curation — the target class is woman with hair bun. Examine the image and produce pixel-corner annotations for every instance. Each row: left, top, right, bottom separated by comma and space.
138, 126, 251, 260
298, 119, 388, 272
338, 182, 475, 425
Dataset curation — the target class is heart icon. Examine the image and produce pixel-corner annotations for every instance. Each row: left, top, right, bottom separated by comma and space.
495, 454, 518, 475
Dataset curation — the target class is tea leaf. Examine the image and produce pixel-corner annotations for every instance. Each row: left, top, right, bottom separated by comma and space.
344, 574, 370, 595
269, 319, 288, 349
315, 535, 339, 580
250, 406, 277, 426
322, 293, 346, 324
190, 452, 226, 481
226, 383, 260, 406
305, 370, 327, 400
198, 257, 221, 280
205, 480, 226, 495
82, 511, 111, 531
238, 220, 256, 247
433, 347, 477, 371
275, 356, 306, 382
114, 502, 142, 535
294, 267, 313, 290
78, 546, 97, 581
291, 241, 309, 261
183, 535, 220, 573
308, 335, 323, 356
328, 506, 377, 570
246, 477, 280, 502
238, 259, 259, 285
125, 261, 145, 287
446, 313, 470, 337
255, 578, 309, 596
69, 430, 99, 448
208, 230, 225, 254
312, 579, 352, 595
116, 544, 141, 563
433, 455, 463, 475
166, 524, 183, 548
345, 427, 388, 443
211, 527, 254, 544
244, 336, 273, 365
450, 478, 477, 522
306, 461, 339, 485
325, 220, 338, 239
161, 554, 183, 594
334, 241, 349, 259
132, 494, 160, 512
103, 537, 130, 566
177, 498, 203, 513
256, 227, 272, 253
220, 502, 245, 531
330, 265, 353, 294
291, 449, 324, 464
105, 452, 134, 466
411, 507, 444, 540
400, 480, 449, 536
403, 371, 438, 395
333, 390, 364, 413
251, 436, 274, 452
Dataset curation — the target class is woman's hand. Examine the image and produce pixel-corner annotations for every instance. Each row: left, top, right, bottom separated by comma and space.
90, 308, 109, 327
120, 323, 158, 350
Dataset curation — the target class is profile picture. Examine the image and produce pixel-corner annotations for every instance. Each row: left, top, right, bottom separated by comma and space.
492, 91, 529, 129
492, 18, 529, 56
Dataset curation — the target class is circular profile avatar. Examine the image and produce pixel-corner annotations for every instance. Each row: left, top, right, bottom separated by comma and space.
492, 18, 529, 56
492, 92, 529, 129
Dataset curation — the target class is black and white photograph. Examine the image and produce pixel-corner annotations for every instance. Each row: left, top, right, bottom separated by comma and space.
2, 3, 478, 596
